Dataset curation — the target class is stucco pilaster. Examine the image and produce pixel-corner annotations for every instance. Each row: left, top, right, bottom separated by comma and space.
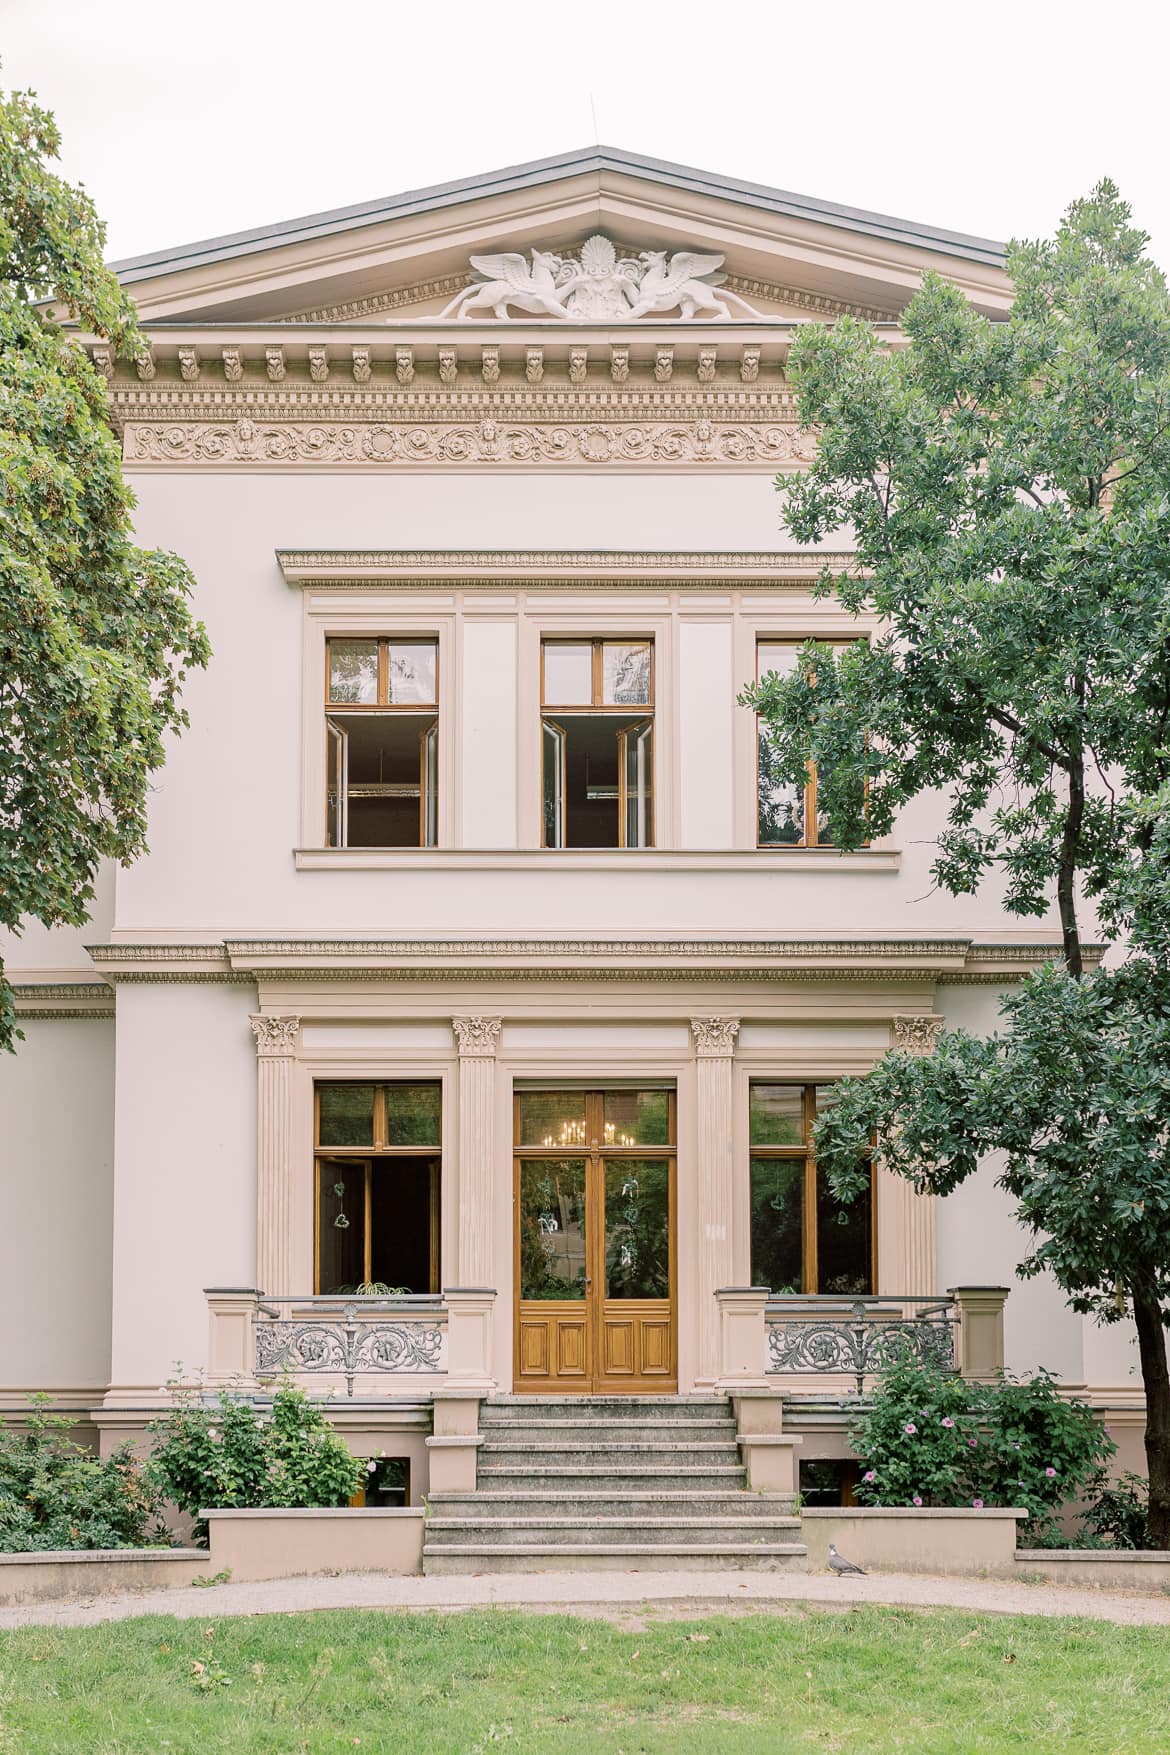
452, 1017, 502, 1286
877, 1014, 944, 1295
691, 1016, 740, 1385
249, 1014, 300, 1296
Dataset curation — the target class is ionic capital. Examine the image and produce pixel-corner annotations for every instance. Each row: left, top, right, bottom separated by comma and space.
452, 1016, 503, 1058
249, 1014, 300, 1057
690, 1016, 741, 1057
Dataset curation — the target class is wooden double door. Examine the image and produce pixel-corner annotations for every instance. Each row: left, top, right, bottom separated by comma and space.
514, 1089, 676, 1392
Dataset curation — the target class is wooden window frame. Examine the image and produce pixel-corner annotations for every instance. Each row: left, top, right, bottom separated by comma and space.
540, 639, 655, 849
748, 1082, 877, 1294
324, 637, 440, 850
313, 1081, 441, 1294
754, 638, 865, 851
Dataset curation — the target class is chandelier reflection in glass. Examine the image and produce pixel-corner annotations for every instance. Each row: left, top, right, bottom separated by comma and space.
541, 1119, 637, 1147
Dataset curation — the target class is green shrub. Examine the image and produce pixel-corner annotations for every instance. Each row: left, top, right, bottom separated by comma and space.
147, 1381, 364, 1540
849, 1359, 1115, 1543
1080, 1471, 1151, 1550
0, 1399, 162, 1552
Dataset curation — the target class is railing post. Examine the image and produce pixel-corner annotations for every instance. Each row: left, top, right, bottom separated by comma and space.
715, 1287, 770, 1389
443, 1288, 497, 1391
205, 1287, 259, 1388
950, 1286, 1010, 1382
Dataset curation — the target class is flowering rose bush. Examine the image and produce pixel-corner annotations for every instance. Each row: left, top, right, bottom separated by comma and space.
147, 1380, 363, 1542
849, 1360, 1115, 1543
0, 1399, 163, 1552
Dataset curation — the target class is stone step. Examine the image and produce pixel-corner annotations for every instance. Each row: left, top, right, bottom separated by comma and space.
481, 1418, 735, 1436
481, 1397, 730, 1424
424, 1516, 802, 1547
480, 1441, 741, 1465
422, 1543, 809, 1575
426, 1490, 798, 1520
474, 1466, 748, 1492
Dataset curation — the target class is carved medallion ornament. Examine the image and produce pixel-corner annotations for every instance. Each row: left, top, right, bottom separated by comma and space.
440, 235, 762, 322
690, 1016, 741, 1056
249, 1014, 301, 1056
892, 1015, 946, 1056
452, 1015, 503, 1057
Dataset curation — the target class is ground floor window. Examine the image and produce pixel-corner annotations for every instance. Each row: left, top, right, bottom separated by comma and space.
314, 1080, 441, 1294
749, 1083, 874, 1295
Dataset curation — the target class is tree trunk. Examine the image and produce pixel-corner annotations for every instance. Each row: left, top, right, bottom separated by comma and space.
1132, 1285, 1170, 1549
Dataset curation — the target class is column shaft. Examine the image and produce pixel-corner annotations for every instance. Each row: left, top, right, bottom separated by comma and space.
691, 1017, 740, 1386
250, 1015, 300, 1297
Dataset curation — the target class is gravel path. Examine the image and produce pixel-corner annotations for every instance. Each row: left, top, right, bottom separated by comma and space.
2, 1568, 1169, 1631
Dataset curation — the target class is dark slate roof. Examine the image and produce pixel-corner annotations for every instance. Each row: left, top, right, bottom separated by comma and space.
108, 145, 1007, 283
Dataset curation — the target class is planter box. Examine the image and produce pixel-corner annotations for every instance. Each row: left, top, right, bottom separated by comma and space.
0, 1548, 207, 1607
202, 1507, 425, 1582
803, 1507, 1025, 1576
1016, 1549, 1170, 1592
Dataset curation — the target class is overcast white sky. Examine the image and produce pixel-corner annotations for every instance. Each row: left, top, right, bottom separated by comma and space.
3, 0, 1168, 271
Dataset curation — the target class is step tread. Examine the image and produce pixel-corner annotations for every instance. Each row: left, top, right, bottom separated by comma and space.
426, 1517, 801, 1530
427, 1491, 795, 1502
422, 1543, 808, 1557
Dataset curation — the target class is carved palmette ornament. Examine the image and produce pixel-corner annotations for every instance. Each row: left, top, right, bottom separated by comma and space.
452, 1015, 503, 1057
690, 1016, 741, 1056
249, 1014, 301, 1056
892, 1015, 946, 1056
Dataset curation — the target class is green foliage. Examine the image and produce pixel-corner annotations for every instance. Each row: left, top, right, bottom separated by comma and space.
850, 1359, 1115, 1543
1081, 1471, 1152, 1550
0, 1398, 162, 1551
146, 1381, 364, 1539
0, 79, 209, 1050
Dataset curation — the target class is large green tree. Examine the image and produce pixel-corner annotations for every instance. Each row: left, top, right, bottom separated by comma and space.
0, 82, 208, 1048
745, 184, 1170, 1544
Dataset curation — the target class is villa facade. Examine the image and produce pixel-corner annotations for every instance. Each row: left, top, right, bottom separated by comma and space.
0, 149, 1144, 1501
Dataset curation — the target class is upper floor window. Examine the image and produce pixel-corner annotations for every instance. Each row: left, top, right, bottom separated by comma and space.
749, 1082, 873, 1296
541, 638, 653, 848
756, 641, 858, 848
325, 638, 438, 848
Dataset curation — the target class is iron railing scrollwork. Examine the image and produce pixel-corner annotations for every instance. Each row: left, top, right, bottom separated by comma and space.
254, 1297, 446, 1397
766, 1297, 956, 1396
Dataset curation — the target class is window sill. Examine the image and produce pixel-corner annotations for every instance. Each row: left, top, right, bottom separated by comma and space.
293, 847, 900, 873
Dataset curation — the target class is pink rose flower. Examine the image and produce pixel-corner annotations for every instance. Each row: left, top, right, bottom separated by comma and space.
941, 1417, 954, 1429
968, 1437, 978, 1448
1044, 1466, 1057, 1478
972, 1498, 984, 1509
863, 1469, 876, 1483
912, 1495, 923, 1507
904, 1422, 917, 1435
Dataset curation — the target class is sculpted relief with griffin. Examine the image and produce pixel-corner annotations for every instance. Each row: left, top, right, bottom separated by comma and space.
440, 234, 762, 321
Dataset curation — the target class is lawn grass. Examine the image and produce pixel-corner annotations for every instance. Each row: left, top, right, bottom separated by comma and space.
1, 1605, 1167, 1754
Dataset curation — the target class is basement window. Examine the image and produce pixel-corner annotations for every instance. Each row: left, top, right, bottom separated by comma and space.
541, 638, 653, 848
325, 637, 438, 847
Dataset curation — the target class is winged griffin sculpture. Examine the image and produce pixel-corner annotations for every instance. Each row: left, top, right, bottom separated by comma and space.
439, 236, 760, 320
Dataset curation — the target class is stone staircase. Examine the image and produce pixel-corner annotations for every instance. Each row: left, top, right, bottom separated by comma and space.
423, 1395, 807, 1574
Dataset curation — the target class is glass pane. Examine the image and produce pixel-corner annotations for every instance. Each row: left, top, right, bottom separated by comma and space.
383, 1082, 441, 1147
758, 724, 805, 845
519, 1159, 587, 1299
817, 1168, 872, 1295
326, 720, 344, 848
623, 719, 652, 848
603, 642, 651, 706
604, 1158, 669, 1299
318, 1084, 375, 1147
386, 642, 437, 706
749, 1085, 805, 1147
542, 720, 564, 848
757, 642, 799, 683
518, 1090, 587, 1148
543, 643, 592, 705
329, 640, 378, 704
604, 1090, 671, 1147
750, 1157, 805, 1294
317, 1160, 366, 1293
422, 720, 438, 847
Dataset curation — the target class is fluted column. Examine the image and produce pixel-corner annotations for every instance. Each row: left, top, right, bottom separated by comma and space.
249, 1014, 300, 1297
453, 1016, 502, 1287
691, 1016, 740, 1386
878, 1015, 945, 1297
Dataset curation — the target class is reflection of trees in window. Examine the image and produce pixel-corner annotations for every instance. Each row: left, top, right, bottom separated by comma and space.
541, 639, 653, 848
749, 1083, 873, 1294
325, 637, 438, 848
756, 641, 862, 848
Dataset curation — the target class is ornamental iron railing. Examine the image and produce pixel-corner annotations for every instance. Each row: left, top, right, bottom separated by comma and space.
254, 1296, 446, 1398
766, 1296, 956, 1396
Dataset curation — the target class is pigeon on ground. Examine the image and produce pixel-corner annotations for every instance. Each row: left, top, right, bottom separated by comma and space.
828, 1543, 867, 1575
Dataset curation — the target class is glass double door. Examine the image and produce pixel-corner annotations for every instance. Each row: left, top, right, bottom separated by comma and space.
514, 1089, 676, 1392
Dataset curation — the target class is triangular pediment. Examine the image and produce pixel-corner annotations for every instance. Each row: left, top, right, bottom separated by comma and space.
112, 147, 1010, 326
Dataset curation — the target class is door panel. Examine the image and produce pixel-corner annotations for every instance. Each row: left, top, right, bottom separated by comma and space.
515, 1096, 676, 1392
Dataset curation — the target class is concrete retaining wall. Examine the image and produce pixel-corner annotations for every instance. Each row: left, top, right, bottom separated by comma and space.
1015, 1549, 1170, 1590
202, 1507, 425, 1581
0, 1548, 207, 1606
802, 1507, 1025, 1576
